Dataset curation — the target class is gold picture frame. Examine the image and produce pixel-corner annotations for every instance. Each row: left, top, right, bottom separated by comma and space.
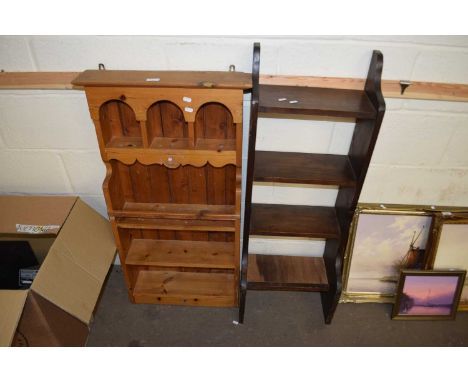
340, 203, 468, 304
426, 212, 468, 311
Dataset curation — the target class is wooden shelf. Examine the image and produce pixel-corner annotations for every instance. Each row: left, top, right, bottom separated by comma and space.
111, 202, 236, 220
132, 270, 236, 306
81, 68, 245, 309
239, 46, 386, 324
259, 84, 376, 119
108, 136, 143, 149
150, 137, 236, 152
125, 239, 235, 269
254, 151, 356, 186
115, 217, 236, 232
250, 204, 340, 239
247, 254, 329, 291
73, 70, 252, 89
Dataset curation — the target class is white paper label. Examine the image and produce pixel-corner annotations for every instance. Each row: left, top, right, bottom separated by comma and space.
278, 98, 287, 102
442, 211, 453, 216
184, 107, 193, 113
16, 224, 61, 234
182, 96, 192, 103
145, 78, 161, 82
289, 100, 299, 104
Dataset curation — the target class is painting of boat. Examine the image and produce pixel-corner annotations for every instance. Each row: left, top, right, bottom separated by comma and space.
346, 212, 432, 295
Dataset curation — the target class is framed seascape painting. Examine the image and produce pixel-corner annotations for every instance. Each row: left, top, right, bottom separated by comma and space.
342, 205, 434, 303
427, 213, 468, 311
392, 270, 466, 320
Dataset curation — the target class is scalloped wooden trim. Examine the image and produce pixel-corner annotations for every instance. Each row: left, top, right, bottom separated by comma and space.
104, 149, 237, 168
102, 162, 116, 211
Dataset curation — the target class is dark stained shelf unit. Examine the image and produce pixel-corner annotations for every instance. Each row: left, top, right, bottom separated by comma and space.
247, 254, 329, 291
239, 43, 386, 324
250, 204, 340, 239
254, 151, 356, 186
259, 84, 376, 119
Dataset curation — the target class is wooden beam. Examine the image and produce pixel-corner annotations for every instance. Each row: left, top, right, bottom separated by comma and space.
0, 72, 80, 90
1, 71, 468, 102
260, 75, 468, 102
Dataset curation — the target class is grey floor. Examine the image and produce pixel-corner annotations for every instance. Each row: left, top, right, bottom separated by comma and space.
87, 266, 468, 346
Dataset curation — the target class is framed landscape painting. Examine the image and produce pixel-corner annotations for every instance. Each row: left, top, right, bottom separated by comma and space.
342, 205, 434, 303
428, 214, 468, 310
392, 270, 466, 320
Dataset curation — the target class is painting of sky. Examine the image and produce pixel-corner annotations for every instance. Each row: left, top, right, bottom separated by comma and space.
399, 275, 460, 315
404, 275, 458, 305
347, 213, 432, 293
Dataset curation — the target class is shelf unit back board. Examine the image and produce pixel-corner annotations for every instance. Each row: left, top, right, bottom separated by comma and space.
73, 70, 250, 308
239, 44, 385, 324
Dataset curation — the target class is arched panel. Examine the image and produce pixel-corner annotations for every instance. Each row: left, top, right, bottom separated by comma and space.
99, 100, 141, 147
194, 102, 235, 140
146, 101, 188, 146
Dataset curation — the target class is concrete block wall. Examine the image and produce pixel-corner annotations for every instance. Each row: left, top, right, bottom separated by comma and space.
1, 36, 468, 258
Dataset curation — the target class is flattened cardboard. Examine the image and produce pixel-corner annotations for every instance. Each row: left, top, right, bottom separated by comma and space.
0, 290, 28, 346
0, 196, 76, 235
32, 199, 116, 324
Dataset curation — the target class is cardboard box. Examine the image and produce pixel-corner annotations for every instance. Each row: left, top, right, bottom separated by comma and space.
0, 196, 116, 346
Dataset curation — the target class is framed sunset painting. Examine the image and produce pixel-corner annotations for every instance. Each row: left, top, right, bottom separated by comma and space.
392, 270, 466, 320
342, 205, 434, 303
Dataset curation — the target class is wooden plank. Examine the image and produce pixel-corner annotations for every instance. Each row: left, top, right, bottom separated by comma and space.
261, 74, 366, 90
115, 161, 135, 204
250, 204, 340, 239
187, 165, 209, 241
261, 75, 468, 102
72, 70, 252, 89
149, 137, 236, 151
3, 71, 468, 102
259, 84, 376, 118
254, 151, 356, 186
381, 80, 468, 102
239, 43, 261, 324
247, 254, 329, 291
115, 218, 236, 232
0, 72, 79, 89
125, 239, 235, 268
108, 136, 143, 148
128, 162, 152, 203
115, 202, 237, 220
132, 270, 236, 307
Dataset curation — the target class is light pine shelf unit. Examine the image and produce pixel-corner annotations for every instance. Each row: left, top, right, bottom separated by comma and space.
73, 70, 251, 307
240, 43, 386, 324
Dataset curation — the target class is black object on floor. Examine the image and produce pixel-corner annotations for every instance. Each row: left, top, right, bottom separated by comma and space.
0, 241, 38, 289
87, 266, 468, 347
